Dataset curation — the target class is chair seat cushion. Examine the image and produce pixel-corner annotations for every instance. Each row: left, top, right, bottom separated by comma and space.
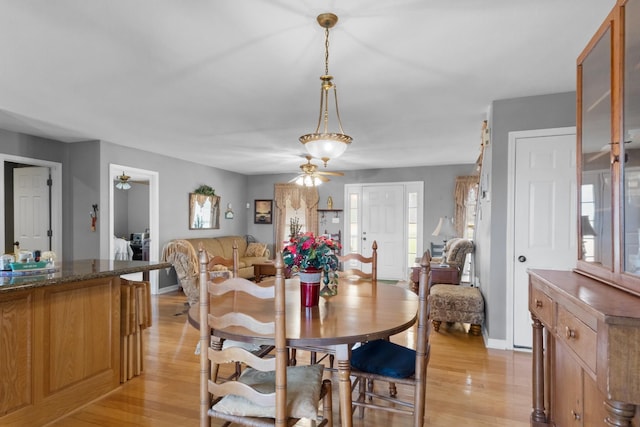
210, 364, 324, 420
351, 339, 416, 378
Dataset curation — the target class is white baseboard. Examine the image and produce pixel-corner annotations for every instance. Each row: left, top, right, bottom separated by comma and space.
484, 333, 509, 350
157, 284, 180, 294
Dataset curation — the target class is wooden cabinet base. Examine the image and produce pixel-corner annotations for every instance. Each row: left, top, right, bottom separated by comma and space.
0, 277, 120, 426
528, 270, 640, 427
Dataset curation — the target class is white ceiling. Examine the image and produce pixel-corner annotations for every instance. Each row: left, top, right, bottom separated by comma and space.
0, 1, 615, 175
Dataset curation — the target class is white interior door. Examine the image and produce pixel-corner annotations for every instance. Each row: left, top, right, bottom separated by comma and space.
509, 128, 577, 349
14, 166, 50, 252
362, 184, 406, 279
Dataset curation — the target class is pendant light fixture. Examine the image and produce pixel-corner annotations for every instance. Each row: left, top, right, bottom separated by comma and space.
299, 13, 352, 167
115, 172, 131, 190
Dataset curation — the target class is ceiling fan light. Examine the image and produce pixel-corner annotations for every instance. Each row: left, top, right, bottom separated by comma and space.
295, 176, 305, 186
116, 181, 131, 190
313, 176, 323, 186
116, 171, 131, 190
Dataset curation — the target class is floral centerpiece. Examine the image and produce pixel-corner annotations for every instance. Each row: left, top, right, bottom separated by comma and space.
282, 232, 342, 285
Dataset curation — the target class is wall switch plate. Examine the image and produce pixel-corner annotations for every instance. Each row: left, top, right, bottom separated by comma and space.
332, 217, 340, 224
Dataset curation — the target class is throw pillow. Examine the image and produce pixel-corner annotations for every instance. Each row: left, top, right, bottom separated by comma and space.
245, 242, 267, 257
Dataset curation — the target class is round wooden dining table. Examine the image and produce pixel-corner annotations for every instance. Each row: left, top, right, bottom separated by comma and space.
188, 277, 419, 427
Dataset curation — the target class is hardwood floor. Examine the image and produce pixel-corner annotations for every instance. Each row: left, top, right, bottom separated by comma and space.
49, 291, 532, 426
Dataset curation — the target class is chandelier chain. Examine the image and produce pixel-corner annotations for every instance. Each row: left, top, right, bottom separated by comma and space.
324, 27, 330, 76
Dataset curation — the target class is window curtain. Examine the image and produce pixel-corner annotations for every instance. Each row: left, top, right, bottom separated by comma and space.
454, 176, 479, 237
274, 184, 319, 252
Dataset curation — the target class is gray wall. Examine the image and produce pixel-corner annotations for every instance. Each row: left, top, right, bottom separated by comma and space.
68, 141, 101, 259
114, 187, 129, 238
246, 164, 476, 263
0, 129, 478, 289
98, 142, 250, 288
476, 91, 576, 342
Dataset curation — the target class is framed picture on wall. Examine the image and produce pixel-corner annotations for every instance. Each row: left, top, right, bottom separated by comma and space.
189, 193, 220, 230
254, 199, 273, 224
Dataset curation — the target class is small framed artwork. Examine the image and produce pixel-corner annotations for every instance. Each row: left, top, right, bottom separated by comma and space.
254, 199, 273, 224
224, 203, 234, 219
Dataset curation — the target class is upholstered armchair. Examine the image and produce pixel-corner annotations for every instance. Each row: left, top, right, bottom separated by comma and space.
431, 238, 474, 280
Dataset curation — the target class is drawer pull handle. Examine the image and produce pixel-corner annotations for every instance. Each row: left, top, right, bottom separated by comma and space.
565, 326, 576, 339
535, 299, 543, 308
571, 410, 581, 420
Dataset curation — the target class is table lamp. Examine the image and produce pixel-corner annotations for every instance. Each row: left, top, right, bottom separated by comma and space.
432, 216, 456, 266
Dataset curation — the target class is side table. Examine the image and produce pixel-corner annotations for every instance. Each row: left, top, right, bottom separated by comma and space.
253, 261, 276, 282
431, 264, 460, 285
410, 264, 459, 291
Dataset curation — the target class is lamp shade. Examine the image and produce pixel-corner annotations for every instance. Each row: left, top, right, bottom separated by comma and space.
301, 135, 350, 162
432, 216, 456, 238
581, 215, 596, 236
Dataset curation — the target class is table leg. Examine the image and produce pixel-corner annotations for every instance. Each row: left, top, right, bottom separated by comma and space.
335, 345, 352, 427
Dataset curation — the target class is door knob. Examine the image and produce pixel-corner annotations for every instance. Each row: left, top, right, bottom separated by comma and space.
518, 255, 527, 262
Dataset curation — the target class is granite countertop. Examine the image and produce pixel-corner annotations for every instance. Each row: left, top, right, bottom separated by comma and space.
0, 259, 171, 293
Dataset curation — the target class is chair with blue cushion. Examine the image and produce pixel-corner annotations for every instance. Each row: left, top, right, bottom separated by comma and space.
349, 250, 431, 426
198, 250, 333, 427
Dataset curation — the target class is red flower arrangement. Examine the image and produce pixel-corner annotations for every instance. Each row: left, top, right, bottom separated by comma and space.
282, 232, 341, 284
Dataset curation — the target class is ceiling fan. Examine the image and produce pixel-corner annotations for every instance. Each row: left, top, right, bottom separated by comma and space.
114, 171, 150, 190
290, 155, 344, 186
115, 172, 132, 190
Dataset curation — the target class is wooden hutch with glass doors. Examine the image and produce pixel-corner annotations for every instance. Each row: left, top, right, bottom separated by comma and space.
528, 0, 640, 425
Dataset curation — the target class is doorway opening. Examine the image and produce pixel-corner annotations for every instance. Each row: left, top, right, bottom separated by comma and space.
0, 155, 62, 257
108, 163, 160, 294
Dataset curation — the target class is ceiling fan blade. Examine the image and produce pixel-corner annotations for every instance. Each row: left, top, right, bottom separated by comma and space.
316, 175, 330, 182
586, 150, 609, 163
317, 170, 344, 176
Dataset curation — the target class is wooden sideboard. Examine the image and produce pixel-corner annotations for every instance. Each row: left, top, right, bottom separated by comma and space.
529, 269, 640, 426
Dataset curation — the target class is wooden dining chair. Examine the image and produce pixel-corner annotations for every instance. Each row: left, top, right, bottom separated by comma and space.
200, 242, 273, 383
349, 250, 431, 427
338, 240, 378, 282
198, 250, 333, 427
205, 239, 248, 278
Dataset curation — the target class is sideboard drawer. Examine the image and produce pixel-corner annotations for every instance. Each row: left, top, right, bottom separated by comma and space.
530, 285, 554, 327
557, 305, 597, 373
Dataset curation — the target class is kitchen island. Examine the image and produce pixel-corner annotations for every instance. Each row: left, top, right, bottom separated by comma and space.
0, 259, 170, 427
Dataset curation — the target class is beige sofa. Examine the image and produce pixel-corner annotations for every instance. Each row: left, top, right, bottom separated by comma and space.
161, 236, 270, 305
